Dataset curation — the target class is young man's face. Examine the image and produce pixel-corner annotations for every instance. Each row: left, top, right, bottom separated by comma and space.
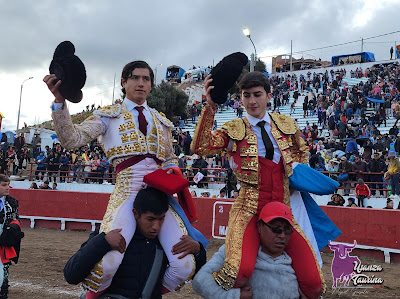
258, 218, 292, 258
133, 210, 166, 239
121, 68, 152, 105
241, 86, 272, 119
0, 181, 10, 197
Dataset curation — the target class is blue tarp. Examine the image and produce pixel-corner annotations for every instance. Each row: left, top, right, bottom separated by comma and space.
331, 52, 375, 66
166, 65, 185, 82
366, 96, 384, 104
0, 131, 15, 143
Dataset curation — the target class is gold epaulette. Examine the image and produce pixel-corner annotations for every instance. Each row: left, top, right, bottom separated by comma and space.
221, 119, 246, 141
93, 104, 122, 118
269, 113, 297, 135
151, 108, 173, 128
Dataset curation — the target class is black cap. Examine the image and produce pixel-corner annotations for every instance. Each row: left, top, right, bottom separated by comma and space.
49, 41, 86, 103
209, 52, 248, 104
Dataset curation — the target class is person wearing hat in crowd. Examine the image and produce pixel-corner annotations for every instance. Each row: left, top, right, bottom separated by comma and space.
44, 60, 205, 295
177, 153, 185, 169
368, 152, 387, 197
172, 139, 182, 157
385, 151, 400, 199
64, 187, 206, 299
192, 69, 340, 297
13, 134, 25, 157
31, 132, 41, 151
327, 194, 345, 206
355, 178, 370, 207
346, 197, 358, 207
326, 158, 340, 180
373, 137, 386, 153
32, 142, 42, 160
193, 202, 309, 299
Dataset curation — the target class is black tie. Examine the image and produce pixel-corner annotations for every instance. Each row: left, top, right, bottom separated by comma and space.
257, 121, 274, 160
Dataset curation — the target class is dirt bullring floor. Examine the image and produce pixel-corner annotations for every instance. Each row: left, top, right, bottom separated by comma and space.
7, 228, 400, 298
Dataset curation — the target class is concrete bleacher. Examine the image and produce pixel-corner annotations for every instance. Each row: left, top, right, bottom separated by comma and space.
178, 63, 397, 137
179, 107, 238, 136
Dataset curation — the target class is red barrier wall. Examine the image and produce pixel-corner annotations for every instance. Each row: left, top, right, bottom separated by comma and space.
11, 189, 109, 220
10, 189, 400, 251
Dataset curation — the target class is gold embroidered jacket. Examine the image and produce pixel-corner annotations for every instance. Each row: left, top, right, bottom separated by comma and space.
191, 104, 308, 184
51, 102, 177, 167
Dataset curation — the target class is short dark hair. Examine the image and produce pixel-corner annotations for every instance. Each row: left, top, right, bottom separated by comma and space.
134, 187, 169, 217
238, 72, 271, 93
121, 61, 154, 97
0, 174, 10, 183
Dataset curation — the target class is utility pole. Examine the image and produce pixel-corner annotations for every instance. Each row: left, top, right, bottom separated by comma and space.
290, 40, 293, 72
361, 38, 364, 52
250, 54, 255, 72
16, 77, 33, 133
112, 73, 116, 104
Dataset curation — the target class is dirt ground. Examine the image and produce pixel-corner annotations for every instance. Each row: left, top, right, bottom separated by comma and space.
7, 228, 400, 299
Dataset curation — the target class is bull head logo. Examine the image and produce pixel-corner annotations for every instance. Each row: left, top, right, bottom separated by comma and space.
328, 240, 361, 288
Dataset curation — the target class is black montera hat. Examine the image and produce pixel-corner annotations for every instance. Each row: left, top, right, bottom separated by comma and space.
49, 41, 86, 103
210, 52, 248, 104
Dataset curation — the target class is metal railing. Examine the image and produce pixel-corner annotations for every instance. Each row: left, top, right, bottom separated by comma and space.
27, 162, 391, 193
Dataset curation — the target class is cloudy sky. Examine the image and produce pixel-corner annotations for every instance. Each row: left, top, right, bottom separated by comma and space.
1, 0, 400, 131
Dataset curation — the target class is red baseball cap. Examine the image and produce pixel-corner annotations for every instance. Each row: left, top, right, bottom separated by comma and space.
259, 202, 293, 226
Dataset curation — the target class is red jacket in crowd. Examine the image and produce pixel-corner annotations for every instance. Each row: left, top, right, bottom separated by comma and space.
355, 184, 371, 198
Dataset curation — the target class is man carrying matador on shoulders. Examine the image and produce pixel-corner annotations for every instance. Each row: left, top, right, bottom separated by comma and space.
191, 53, 341, 299
43, 41, 207, 298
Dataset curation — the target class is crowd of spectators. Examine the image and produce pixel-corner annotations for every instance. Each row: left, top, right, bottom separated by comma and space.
0, 133, 113, 185
33, 141, 113, 184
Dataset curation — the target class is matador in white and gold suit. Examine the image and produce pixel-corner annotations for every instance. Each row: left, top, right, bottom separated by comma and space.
47, 61, 206, 297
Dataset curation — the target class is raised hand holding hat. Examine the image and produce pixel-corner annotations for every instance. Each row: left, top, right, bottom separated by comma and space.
49, 41, 86, 103
205, 52, 248, 106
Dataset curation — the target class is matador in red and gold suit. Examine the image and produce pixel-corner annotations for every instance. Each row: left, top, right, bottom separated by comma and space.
191, 72, 332, 299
